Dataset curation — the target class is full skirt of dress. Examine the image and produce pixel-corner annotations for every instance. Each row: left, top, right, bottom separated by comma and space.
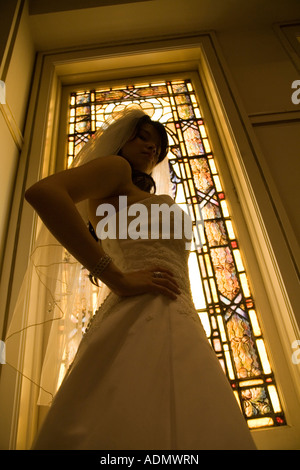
32, 291, 256, 450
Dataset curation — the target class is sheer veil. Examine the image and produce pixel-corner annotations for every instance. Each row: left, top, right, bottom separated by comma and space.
5, 109, 172, 405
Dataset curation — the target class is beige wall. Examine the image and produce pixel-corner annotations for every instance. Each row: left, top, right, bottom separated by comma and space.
219, 26, 299, 237
0, 1, 35, 272
0, 0, 299, 450
216, 25, 300, 319
0, 0, 35, 450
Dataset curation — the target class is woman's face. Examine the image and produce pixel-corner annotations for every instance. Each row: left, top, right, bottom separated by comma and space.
120, 123, 162, 174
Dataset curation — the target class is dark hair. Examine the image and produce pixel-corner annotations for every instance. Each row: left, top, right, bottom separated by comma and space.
133, 114, 169, 164
130, 167, 157, 194
120, 114, 169, 194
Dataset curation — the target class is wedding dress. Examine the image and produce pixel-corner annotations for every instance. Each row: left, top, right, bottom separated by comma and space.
32, 194, 256, 450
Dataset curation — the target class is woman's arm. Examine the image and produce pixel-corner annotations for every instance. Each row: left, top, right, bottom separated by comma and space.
25, 155, 130, 271
25, 155, 180, 299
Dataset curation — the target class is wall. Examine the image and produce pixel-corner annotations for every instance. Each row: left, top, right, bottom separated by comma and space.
218, 25, 299, 241
216, 25, 300, 323
0, 0, 35, 273
0, 0, 35, 449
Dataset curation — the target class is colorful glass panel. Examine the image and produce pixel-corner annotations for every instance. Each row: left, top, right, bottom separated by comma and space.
66, 79, 285, 429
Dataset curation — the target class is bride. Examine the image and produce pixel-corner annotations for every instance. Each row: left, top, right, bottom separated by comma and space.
25, 109, 256, 450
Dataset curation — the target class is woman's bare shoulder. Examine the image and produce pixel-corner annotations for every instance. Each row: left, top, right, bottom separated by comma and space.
80, 154, 131, 173
26, 155, 133, 204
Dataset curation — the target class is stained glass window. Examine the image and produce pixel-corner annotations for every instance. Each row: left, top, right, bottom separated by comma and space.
66, 79, 286, 429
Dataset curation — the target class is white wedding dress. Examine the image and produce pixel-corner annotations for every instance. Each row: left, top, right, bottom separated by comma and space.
33, 195, 256, 450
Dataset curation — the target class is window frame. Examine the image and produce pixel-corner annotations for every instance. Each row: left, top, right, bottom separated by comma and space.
5, 34, 300, 449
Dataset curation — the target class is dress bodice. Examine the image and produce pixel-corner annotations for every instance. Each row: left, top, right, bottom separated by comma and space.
83, 194, 198, 335
100, 194, 192, 293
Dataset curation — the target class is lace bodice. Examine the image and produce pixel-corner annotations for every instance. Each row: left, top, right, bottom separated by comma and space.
102, 195, 192, 289
83, 194, 199, 339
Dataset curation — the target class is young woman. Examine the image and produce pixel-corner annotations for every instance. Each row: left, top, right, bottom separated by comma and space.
26, 110, 256, 450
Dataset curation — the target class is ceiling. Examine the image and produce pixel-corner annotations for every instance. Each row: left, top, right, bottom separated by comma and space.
28, 0, 151, 15
27, 0, 300, 51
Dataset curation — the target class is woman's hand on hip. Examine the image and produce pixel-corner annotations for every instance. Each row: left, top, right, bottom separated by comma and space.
104, 266, 181, 300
